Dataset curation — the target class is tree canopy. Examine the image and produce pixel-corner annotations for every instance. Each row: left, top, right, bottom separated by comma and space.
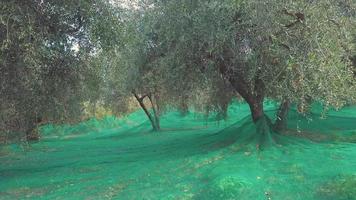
0, 0, 122, 139
1, 0, 355, 138
136, 0, 356, 119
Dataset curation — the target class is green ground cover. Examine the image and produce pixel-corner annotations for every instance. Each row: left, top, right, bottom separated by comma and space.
1, 102, 356, 200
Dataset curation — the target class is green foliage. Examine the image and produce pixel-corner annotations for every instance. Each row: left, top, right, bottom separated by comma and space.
129, 0, 356, 117
1, 0, 356, 138
0, 0, 121, 139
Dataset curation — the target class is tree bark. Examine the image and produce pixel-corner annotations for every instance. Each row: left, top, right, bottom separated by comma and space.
133, 92, 160, 131
247, 99, 265, 123
25, 116, 42, 141
226, 73, 265, 123
147, 94, 160, 130
274, 100, 290, 131
217, 60, 266, 123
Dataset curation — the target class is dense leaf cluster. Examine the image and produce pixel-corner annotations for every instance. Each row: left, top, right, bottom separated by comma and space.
0, 0, 120, 140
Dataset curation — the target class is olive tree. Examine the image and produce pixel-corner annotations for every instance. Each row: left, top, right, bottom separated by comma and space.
137, 0, 356, 132
0, 0, 120, 141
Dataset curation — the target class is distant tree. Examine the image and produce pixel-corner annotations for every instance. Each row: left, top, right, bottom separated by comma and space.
99, 10, 165, 131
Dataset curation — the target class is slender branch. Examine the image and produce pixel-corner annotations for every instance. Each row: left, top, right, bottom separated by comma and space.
147, 94, 160, 130
132, 91, 158, 131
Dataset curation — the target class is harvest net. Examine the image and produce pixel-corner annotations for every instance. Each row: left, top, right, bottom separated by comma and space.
1, 102, 356, 200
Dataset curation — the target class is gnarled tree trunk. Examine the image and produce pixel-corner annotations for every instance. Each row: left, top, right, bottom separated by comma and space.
217, 61, 266, 123
247, 98, 265, 123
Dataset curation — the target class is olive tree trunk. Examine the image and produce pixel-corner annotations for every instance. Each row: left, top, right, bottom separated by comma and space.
25, 116, 42, 141
273, 100, 290, 131
133, 92, 160, 131
147, 94, 160, 130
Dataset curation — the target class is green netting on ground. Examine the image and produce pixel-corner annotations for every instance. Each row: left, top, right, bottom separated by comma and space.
1, 102, 356, 200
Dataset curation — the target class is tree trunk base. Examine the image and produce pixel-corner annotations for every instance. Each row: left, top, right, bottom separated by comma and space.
255, 115, 276, 150
273, 100, 290, 132
133, 92, 161, 131
26, 128, 40, 141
